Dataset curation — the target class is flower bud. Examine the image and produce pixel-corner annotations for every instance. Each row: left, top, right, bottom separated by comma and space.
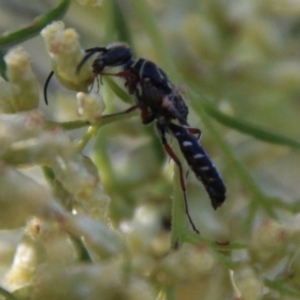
126, 277, 155, 300
5, 219, 46, 290
231, 265, 262, 300
249, 219, 289, 267
76, 92, 105, 121
157, 244, 216, 284
1, 47, 39, 112
41, 21, 94, 93
33, 219, 76, 265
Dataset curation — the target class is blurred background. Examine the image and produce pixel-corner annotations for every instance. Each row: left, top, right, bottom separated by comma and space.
1, 0, 300, 239
1, 0, 300, 297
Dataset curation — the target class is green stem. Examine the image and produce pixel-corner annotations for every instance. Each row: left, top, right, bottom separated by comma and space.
46, 120, 90, 130
69, 234, 93, 262
77, 125, 99, 152
0, 50, 7, 80
170, 165, 187, 247
0, 0, 71, 46
0, 286, 18, 300
46, 108, 138, 131
165, 286, 177, 300
42, 166, 55, 183
130, 0, 173, 70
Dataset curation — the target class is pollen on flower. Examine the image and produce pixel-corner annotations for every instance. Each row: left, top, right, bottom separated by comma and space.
42, 24, 80, 59
40, 21, 65, 47
65, 28, 77, 38
5, 47, 30, 75
53, 28, 80, 55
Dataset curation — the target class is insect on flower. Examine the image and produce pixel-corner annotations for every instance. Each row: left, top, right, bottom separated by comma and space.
44, 43, 226, 234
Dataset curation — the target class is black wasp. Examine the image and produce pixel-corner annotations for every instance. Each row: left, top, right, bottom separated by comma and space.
44, 43, 226, 234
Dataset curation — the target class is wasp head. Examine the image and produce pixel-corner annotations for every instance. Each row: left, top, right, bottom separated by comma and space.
76, 43, 133, 76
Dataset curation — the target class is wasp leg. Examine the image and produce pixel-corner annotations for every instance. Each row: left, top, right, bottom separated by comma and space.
187, 127, 202, 139
157, 124, 200, 235
101, 104, 140, 120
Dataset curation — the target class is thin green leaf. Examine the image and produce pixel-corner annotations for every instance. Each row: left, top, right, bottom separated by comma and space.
45, 120, 90, 130
0, 286, 18, 300
265, 279, 300, 298
104, 77, 133, 104
213, 251, 239, 269
69, 234, 93, 262
12, 285, 33, 300
0, 0, 71, 47
111, 0, 133, 46
42, 166, 55, 182
212, 242, 248, 251
183, 232, 247, 250
165, 287, 176, 300
46, 108, 138, 131
0, 49, 7, 80
200, 100, 300, 150
171, 164, 189, 247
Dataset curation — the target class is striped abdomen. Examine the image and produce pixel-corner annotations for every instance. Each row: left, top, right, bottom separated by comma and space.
168, 122, 226, 209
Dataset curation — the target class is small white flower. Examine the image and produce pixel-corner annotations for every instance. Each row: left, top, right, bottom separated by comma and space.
76, 92, 106, 121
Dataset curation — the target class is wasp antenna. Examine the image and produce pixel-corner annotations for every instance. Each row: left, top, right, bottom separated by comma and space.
84, 47, 107, 53
76, 51, 96, 74
76, 47, 107, 74
43, 71, 54, 105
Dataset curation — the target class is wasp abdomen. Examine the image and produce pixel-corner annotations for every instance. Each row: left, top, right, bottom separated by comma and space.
168, 122, 226, 209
